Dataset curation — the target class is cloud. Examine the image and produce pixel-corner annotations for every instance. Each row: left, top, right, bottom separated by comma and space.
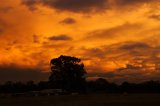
119, 42, 150, 50
59, 17, 76, 24
87, 70, 156, 84
86, 23, 142, 40
114, 0, 159, 7
115, 0, 152, 5
22, 0, 160, 13
0, 65, 49, 83
87, 61, 160, 83
112, 61, 160, 83
0, 18, 8, 35
80, 47, 106, 59
75, 41, 151, 62
77, 41, 159, 71
48, 35, 72, 41
104, 41, 153, 59
21, 0, 38, 11
72, 41, 159, 67
0, 6, 13, 12
0, 29, 4, 35
149, 14, 160, 20
22, 0, 109, 13
32, 34, 40, 43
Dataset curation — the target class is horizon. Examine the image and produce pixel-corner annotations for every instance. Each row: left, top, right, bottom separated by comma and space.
1, 0, 160, 83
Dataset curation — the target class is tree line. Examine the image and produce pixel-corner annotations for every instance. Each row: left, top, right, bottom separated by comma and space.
1, 79, 160, 94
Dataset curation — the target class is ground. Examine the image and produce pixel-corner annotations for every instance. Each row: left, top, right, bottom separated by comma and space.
0, 94, 160, 106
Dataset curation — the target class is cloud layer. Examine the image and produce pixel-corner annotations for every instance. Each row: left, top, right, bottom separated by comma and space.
22, 0, 109, 13
22, 0, 160, 13
1, 0, 160, 83
0, 65, 49, 83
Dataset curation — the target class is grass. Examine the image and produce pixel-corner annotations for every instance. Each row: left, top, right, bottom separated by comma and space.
0, 94, 160, 106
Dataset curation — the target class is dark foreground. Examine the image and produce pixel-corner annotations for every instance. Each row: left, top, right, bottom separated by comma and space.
0, 94, 160, 106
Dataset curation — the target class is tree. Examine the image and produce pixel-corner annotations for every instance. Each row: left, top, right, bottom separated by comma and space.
49, 55, 87, 92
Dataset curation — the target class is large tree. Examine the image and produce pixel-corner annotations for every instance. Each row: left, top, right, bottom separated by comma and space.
49, 55, 87, 92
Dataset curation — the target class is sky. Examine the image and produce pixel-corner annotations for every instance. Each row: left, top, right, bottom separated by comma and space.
1, 0, 160, 83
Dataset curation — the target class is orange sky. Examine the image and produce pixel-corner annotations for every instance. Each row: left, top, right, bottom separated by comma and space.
1, 0, 160, 83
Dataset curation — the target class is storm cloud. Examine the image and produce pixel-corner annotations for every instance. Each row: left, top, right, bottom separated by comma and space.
0, 65, 49, 83
22, 0, 109, 13
22, 0, 160, 13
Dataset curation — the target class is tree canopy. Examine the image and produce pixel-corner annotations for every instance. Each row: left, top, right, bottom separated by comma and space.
49, 55, 87, 92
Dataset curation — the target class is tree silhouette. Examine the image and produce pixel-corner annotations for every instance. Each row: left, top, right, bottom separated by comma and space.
49, 55, 87, 92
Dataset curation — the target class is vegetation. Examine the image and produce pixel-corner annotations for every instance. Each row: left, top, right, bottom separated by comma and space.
49, 55, 86, 92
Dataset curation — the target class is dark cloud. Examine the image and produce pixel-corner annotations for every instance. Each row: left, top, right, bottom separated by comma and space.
59, 17, 76, 24
109, 0, 160, 11
114, 0, 159, 6
115, 42, 154, 58
81, 47, 106, 59
149, 14, 160, 20
0, 65, 49, 83
48, 35, 72, 41
21, 0, 38, 11
117, 64, 142, 71
22, 0, 109, 13
22, 0, 160, 13
87, 70, 159, 84
103, 41, 153, 59
113, 62, 160, 83
119, 42, 150, 50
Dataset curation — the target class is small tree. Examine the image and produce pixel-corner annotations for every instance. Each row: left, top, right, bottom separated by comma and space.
49, 55, 87, 92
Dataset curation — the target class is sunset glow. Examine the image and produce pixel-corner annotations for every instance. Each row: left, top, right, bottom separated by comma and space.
1, 0, 160, 83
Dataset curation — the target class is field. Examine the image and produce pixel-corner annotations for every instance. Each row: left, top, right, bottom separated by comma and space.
0, 94, 160, 106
